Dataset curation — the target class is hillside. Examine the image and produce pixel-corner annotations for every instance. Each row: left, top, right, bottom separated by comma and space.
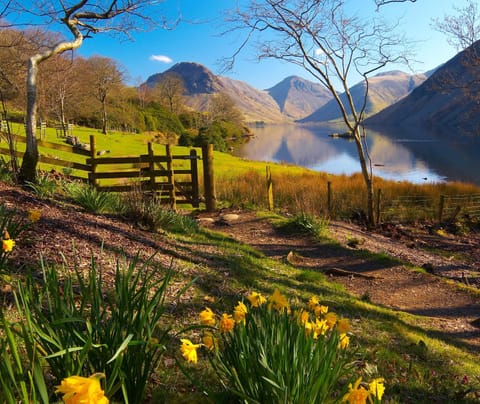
366, 41, 480, 132
299, 70, 427, 123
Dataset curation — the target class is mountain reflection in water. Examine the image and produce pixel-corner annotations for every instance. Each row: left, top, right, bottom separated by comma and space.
234, 124, 480, 186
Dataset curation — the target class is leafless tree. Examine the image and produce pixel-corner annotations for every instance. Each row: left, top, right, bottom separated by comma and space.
226, 0, 410, 226
207, 93, 244, 126
151, 73, 185, 114
81, 56, 125, 134
431, 0, 480, 52
2, 0, 168, 182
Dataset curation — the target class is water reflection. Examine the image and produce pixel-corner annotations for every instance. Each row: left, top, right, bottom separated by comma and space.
235, 124, 480, 185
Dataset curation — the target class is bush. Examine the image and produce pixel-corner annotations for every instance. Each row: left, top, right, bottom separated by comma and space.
67, 182, 120, 214
25, 171, 58, 199
277, 212, 330, 239
120, 189, 198, 234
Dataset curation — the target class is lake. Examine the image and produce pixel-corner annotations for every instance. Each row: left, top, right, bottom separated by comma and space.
234, 124, 480, 186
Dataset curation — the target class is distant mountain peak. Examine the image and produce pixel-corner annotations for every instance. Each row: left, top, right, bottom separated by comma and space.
146, 61, 219, 94
266, 75, 332, 119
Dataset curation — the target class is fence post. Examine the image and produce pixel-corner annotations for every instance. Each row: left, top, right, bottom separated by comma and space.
438, 195, 445, 222
327, 181, 332, 218
89, 135, 97, 188
190, 149, 200, 207
147, 143, 156, 192
166, 144, 176, 211
376, 188, 382, 225
202, 144, 216, 212
266, 165, 274, 211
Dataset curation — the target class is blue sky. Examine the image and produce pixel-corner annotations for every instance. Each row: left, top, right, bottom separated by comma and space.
28, 0, 468, 89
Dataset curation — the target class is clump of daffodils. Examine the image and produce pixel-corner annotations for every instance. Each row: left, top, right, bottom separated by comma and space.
180, 290, 385, 403
56, 373, 109, 404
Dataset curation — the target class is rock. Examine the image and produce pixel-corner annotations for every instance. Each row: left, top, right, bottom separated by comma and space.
219, 213, 240, 223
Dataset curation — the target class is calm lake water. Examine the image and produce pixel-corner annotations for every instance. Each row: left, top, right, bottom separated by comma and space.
235, 124, 480, 186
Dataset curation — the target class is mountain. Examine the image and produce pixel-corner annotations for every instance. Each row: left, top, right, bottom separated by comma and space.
366, 42, 480, 131
145, 62, 287, 123
266, 76, 332, 120
299, 70, 427, 123
144, 62, 331, 123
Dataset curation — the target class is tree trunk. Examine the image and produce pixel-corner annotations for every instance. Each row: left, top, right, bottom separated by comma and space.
353, 128, 375, 227
19, 57, 39, 183
101, 96, 107, 134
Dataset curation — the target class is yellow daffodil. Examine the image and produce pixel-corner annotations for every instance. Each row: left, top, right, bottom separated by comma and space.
2, 238, 15, 252
369, 378, 385, 401
28, 209, 41, 222
304, 320, 314, 336
233, 301, 248, 323
314, 304, 329, 317
342, 378, 369, 404
325, 312, 337, 329
180, 339, 201, 363
307, 295, 319, 311
202, 333, 217, 351
313, 318, 329, 339
247, 291, 267, 307
337, 318, 350, 334
268, 289, 289, 312
199, 307, 216, 326
339, 333, 350, 349
55, 373, 109, 404
219, 313, 235, 333
299, 309, 310, 325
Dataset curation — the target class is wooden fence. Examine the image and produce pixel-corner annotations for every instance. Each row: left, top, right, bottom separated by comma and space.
322, 181, 480, 223
0, 133, 215, 210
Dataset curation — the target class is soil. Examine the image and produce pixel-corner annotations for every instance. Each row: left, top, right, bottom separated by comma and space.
1, 182, 480, 353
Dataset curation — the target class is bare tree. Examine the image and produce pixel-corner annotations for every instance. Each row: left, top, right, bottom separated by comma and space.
226, 0, 410, 226
151, 73, 185, 114
82, 55, 125, 134
207, 92, 244, 126
431, 0, 480, 52
3, 0, 166, 183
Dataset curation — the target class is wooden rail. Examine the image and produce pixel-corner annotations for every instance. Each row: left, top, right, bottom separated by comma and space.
0, 133, 213, 209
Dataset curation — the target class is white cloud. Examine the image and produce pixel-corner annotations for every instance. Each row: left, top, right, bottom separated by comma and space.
314, 48, 324, 56
150, 55, 173, 63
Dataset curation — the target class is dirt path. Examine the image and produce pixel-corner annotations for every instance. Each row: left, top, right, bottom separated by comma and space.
198, 210, 480, 353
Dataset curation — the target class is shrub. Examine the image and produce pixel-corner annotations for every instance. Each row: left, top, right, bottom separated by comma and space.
25, 171, 58, 199
120, 189, 198, 234
67, 182, 119, 214
277, 212, 330, 239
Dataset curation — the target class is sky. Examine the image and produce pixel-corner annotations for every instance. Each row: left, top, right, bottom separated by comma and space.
20, 0, 467, 90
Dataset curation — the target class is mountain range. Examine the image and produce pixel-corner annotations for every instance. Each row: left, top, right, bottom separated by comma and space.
146, 41, 480, 133
144, 62, 427, 124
